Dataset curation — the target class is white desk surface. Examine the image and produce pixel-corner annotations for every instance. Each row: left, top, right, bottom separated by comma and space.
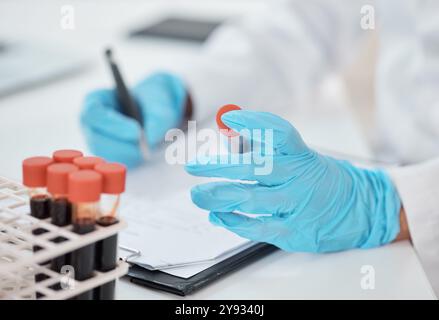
0, 0, 435, 299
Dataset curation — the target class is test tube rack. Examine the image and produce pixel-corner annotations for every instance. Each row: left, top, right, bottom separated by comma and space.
0, 176, 129, 300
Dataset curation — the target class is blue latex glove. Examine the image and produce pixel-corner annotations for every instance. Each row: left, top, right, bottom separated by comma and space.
185, 111, 401, 253
80, 72, 187, 168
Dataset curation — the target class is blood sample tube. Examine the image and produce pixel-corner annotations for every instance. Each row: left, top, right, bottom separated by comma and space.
73, 156, 105, 170
46, 163, 79, 276
52, 149, 83, 163
93, 163, 126, 300
216, 104, 245, 153
68, 170, 102, 300
22, 157, 54, 258
23, 157, 54, 220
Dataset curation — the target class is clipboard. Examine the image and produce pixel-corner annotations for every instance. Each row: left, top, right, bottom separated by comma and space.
124, 243, 277, 296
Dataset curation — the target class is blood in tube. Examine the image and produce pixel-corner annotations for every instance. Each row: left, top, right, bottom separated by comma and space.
51, 198, 72, 226
22, 157, 54, 267
29, 194, 51, 220
68, 170, 102, 300
46, 163, 79, 279
47, 163, 79, 226
23, 157, 54, 220
93, 162, 126, 300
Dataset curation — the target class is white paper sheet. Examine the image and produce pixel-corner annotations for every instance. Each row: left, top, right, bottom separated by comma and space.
119, 191, 251, 278
149, 241, 255, 278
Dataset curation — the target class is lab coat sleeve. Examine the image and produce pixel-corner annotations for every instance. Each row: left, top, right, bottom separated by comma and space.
172, 0, 371, 122
388, 158, 439, 298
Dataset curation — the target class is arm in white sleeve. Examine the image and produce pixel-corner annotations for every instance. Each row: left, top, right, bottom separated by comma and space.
175, 0, 371, 122
388, 158, 439, 298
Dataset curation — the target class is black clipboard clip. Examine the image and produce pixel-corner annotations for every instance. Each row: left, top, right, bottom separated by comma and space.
119, 245, 141, 262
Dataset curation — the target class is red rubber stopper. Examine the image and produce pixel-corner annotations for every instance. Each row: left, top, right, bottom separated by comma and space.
22, 156, 54, 188
47, 163, 79, 195
73, 156, 105, 170
216, 104, 242, 137
94, 163, 126, 195
53, 149, 83, 163
68, 170, 102, 203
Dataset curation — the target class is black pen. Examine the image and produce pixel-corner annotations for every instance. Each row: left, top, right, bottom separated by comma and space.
104, 47, 150, 160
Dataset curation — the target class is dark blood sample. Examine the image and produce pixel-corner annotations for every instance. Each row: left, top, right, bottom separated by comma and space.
22, 157, 54, 282
95, 217, 118, 271
30, 195, 51, 256
93, 163, 126, 300
70, 219, 96, 300
94, 281, 115, 300
71, 220, 96, 279
68, 170, 102, 300
51, 198, 72, 226
74, 289, 94, 300
30, 196, 51, 279
30, 194, 51, 219
50, 198, 73, 274
46, 163, 79, 277
32, 226, 50, 269
32, 227, 48, 252
23, 156, 53, 221
98, 216, 118, 226
95, 234, 118, 272
72, 218, 96, 234
70, 242, 95, 280
94, 216, 119, 300
50, 236, 69, 273
70, 240, 95, 300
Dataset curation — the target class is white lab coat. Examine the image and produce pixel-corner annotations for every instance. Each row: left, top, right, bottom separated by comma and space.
176, 0, 439, 297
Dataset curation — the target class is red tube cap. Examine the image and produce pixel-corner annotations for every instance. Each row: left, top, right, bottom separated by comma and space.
94, 163, 126, 194
216, 104, 242, 137
53, 149, 83, 163
22, 157, 54, 188
73, 156, 105, 170
47, 163, 79, 195
68, 170, 102, 203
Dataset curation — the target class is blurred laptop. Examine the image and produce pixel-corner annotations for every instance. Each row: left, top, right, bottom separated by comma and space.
129, 17, 222, 43
0, 40, 87, 98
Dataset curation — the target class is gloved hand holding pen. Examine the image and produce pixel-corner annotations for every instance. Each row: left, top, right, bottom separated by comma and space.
80, 72, 190, 168
185, 110, 403, 253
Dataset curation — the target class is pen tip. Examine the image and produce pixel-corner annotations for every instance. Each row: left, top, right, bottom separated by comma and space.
104, 47, 113, 60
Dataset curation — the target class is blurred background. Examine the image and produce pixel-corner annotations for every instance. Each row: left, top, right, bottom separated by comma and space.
0, 0, 375, 180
